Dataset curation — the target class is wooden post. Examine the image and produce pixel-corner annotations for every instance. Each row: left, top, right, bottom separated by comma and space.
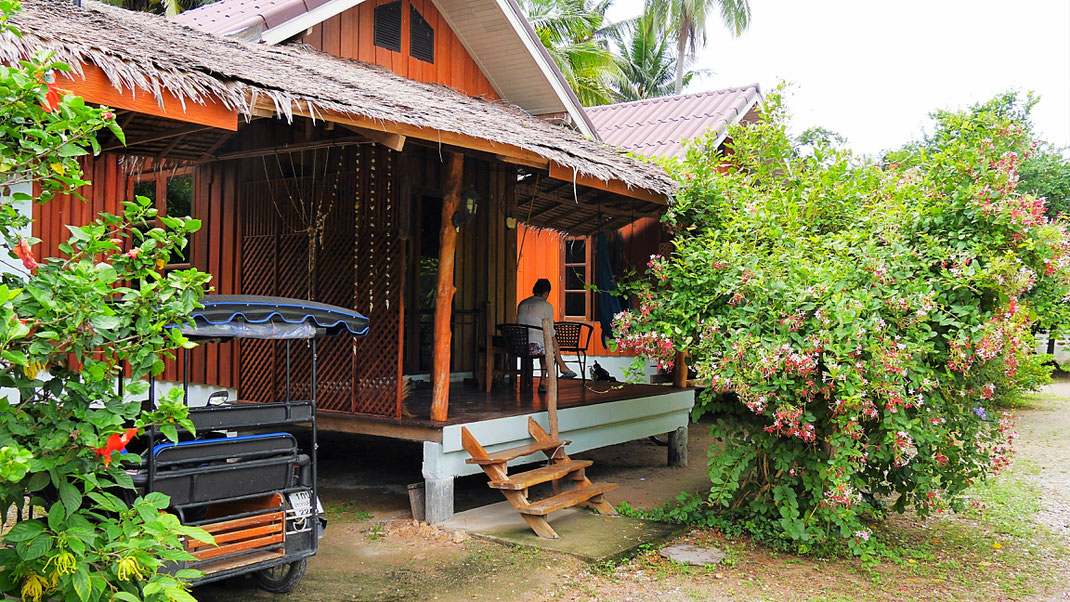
542, 318, 559, 441
672, 350, 688, 388
430, 152, 464, 422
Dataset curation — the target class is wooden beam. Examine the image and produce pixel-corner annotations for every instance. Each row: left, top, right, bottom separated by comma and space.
253, 97, 553, 171
102, 123, 219, 152
338, 124, 406, 152
673, 351, 688, 388
209, 136, 372, 161
61, 62, 238, 131
549, 162, 669, 206
431, 152, 464, 422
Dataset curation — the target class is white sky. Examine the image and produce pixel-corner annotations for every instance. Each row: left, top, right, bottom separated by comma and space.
606, 0, 1070, 157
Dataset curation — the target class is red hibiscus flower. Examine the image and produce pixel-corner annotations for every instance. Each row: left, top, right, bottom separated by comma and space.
40, 81, 61, 113
14, 238, 38, 275
93, 428, 140, 467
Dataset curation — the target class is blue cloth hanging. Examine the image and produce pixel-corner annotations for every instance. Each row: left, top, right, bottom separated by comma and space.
595, 232, 625, 346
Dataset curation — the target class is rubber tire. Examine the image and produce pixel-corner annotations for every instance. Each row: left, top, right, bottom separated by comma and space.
252, 558, 307, 593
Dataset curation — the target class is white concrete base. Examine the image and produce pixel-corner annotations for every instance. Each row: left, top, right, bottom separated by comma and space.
421, 388, 695, 483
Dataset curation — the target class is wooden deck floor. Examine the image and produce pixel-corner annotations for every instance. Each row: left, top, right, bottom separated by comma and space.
316, 379, 689, 442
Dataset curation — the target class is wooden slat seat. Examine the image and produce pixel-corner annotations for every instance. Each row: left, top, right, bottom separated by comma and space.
464, 439, 570, 465
487, 460, 592, 490
518, 482, 618, 516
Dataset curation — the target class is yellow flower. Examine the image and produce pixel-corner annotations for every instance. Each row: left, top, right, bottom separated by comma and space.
20, 573, 48, 602
24, 362, 43, 380
116, 555, 144, 582
155, 258, 165, 270
44, 551, 76, 576
992, 542, 1003, 549
50, 162, 65, 176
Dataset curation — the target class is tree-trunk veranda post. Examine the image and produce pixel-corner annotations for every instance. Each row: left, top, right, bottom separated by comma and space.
431, 152, 464, 422
541, 318, 559, 441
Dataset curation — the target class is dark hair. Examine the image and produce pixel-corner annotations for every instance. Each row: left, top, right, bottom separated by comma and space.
533, 278, 551, 296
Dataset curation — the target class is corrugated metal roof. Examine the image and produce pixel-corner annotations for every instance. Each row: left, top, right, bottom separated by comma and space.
586, 85, 762, 159
172, 0, 332, 36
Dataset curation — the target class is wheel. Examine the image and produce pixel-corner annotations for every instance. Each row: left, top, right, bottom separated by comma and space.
252, 559, 307, 593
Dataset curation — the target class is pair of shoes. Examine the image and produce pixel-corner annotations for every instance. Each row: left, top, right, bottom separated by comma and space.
560, 370, 577, 379
538, 383, 547, 393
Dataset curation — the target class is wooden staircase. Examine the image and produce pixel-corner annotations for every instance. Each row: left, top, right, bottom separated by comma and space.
461, 417, 617, 539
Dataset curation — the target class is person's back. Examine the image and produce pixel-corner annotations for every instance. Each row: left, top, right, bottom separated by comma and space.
517, 294, 554, 344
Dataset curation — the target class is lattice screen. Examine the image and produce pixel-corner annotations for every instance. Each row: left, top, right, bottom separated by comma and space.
238, 146, 404, 417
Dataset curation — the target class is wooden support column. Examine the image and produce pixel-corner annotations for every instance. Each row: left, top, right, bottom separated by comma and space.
542, 318, 559, 441
673, 350, 688, 388
430, 152, 464, 422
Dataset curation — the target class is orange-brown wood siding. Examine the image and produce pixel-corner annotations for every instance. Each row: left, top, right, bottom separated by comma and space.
31, 154, 240, 388
515, 218, 664, 357
302, 0, 499, 99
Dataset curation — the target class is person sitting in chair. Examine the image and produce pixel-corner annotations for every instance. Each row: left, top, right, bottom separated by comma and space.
517, 278, 577, 392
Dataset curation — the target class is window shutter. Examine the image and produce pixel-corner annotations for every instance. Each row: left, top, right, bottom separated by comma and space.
409, 5, 434, 63
374, 1, 402, 52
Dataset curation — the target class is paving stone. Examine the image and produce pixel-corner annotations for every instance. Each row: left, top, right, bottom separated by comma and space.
659, 543, 725, 566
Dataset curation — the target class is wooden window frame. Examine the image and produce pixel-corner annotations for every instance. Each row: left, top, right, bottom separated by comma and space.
131, 167, 194, 270
561, 236, 593, 320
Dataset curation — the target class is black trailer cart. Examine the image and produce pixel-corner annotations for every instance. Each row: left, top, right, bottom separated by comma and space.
133, 295, 368, 593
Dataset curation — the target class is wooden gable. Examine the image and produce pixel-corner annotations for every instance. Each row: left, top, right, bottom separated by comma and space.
302, 0, 499, 99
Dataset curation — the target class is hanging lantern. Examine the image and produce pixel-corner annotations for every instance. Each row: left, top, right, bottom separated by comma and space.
452, 186, 481, 228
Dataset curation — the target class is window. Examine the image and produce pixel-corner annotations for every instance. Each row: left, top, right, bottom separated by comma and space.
132, 169, 194, 267
409, 5, 434, 63
562, 238, 592, 319
374, 1, 402, 52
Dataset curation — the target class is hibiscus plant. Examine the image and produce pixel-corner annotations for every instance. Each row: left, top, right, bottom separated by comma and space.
0, 1, 213, 600
615, 87, 1070, 560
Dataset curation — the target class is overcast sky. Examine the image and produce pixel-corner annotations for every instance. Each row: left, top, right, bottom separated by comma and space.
606, 0, 1070, 157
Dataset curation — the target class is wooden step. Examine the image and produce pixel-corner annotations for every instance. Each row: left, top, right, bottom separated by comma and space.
465, 439, 570, 465
488, 460, 592, 490
518, 482, 619, 516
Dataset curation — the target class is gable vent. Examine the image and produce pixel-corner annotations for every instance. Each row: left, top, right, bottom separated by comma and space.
409, 5, 434, 64
374, 1, 402, 53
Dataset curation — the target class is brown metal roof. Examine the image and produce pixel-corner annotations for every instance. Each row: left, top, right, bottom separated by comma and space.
586, 85, 762, 159
171, 0, 333, 36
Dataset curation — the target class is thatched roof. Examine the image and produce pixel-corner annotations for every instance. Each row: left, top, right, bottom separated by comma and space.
2, 0, 673, 199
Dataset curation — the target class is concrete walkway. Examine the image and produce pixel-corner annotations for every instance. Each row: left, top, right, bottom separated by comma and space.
441, 500, 680, 562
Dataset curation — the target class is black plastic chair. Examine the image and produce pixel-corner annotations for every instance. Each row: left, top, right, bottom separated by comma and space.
554, 321, 593, 382
497, 323, 545, 391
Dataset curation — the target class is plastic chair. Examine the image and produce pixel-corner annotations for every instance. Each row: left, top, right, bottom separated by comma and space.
554, 321, 593, 382
497, 323, 545, 391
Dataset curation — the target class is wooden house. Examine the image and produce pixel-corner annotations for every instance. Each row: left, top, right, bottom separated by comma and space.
517, 87, 764, 379
3, 0, 694, 522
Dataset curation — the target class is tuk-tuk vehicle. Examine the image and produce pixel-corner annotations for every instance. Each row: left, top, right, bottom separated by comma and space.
131, 295, 368, 593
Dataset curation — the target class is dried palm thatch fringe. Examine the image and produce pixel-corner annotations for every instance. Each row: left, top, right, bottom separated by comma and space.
3, 0, 674, 199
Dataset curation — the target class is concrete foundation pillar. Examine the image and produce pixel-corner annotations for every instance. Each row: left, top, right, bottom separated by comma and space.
423, 477, 454, 524
668, 425, 688, 467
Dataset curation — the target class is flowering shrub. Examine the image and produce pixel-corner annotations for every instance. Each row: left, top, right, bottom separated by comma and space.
617, 89, 1070, 559
0, 2, 213, 600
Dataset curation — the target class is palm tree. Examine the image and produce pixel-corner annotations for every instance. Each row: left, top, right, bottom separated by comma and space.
609, 2, 706, 101
518, 0, 621, 106
106, 0, 205, 16
651, 0, 751, 93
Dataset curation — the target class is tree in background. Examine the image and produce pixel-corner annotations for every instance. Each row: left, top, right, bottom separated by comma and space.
1020, 143, 1070, 220
517, 0, 621, 106
609, 1, 706, 101
651, 0, 750, 93
615, 89, 1070, 559
103, 0, 205, 16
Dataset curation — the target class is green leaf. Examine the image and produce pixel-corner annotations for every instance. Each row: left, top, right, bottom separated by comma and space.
19, 533, 52, 560
160, 423, 179, 443
47, 500, 65, 531
144, 491, 170, 510
57, 142, 87, 157
59, 480, 81, 514
4, 520, 44, 542
1, 350, 28, 367
72, 567, 90, 602
89, 315, 121, 330
112, 593, 140, 602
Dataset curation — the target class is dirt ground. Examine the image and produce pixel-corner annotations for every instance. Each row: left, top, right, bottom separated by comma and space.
194, 383, 1070, 602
